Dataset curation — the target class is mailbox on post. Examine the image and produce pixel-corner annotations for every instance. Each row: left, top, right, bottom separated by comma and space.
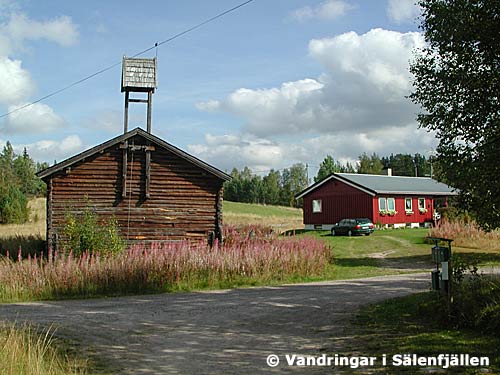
428, 237, 453, 298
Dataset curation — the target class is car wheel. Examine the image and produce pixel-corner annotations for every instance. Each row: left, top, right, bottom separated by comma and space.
331, 229, 336, 236
347, 230, 352, 237
365, 233, 370, 236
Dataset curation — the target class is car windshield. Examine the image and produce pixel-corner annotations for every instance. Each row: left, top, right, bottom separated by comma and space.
356, 218, 372, 224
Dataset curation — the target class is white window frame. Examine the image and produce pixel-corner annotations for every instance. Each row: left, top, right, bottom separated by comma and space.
312, 199, 322, 213
405, 197, 413, 212
418, 198, 426, 210
387, 198, 395, 211
378, 197, 387, 211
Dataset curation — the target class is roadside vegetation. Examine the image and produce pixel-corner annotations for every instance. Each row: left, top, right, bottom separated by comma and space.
350, 290, 500, 374
0, 224, 330, 303
0, 323, 91, 375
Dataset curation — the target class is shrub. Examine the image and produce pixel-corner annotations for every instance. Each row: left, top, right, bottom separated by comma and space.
430, 255, 500, 336
0, 185, 29, 224
63, 207, 125, 256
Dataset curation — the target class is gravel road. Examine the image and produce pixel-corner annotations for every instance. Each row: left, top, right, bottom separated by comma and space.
0, 273, 429, 374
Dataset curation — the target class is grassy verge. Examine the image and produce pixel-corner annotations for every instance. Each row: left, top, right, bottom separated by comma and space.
0, 322, 99, 375
345, 292, 500, 374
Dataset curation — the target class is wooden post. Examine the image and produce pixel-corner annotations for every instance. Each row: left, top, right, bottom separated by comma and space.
147, 90, 152, 133
46, 179, 53, 251
121, 141, 128, 198
124, 91, 130, 133
145, 148, 151, 198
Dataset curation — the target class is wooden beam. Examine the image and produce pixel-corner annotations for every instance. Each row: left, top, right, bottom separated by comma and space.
123, 91, 130, 133
128, 99, 149, 103
145, 148, 151, 198
122, 141, 128, 198
147, 90, 152, 133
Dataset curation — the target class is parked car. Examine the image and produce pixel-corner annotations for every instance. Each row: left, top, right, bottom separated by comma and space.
330, 218, 375, 236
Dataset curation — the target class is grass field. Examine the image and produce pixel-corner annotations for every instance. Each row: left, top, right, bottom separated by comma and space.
223, 200, 303, 232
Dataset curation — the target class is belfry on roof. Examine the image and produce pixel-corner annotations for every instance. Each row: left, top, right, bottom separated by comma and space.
121, 56, 158, 133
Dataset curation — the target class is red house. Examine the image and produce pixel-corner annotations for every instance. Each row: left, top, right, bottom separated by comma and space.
295, 173, 457, 230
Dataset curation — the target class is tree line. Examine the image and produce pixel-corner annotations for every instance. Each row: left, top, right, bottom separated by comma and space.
0, 142, 48, 224
224, 153, 436, 207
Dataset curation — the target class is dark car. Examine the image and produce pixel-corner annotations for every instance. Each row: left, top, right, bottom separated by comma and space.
330, 218, 375, 236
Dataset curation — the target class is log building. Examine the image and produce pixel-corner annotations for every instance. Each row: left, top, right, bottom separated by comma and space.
38, 127, 231, 248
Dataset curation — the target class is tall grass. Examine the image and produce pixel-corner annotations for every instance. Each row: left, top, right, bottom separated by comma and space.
0, 225, 331, 302
0, 323, 86, 375
429, 220, 500, 250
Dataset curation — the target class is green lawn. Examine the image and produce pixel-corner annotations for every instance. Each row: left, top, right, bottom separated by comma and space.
296, 228, 500, 280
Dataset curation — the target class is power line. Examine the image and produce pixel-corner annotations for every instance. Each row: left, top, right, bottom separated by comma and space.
0, 0, 255, 120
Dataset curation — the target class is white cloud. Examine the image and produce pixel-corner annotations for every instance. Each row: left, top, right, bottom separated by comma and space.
309, 28, 424, 98
0, 9, 79, 133
188, 124, 437, 173
199, 28, 425, 138
197, 79, 325, 137
3, 102, 65, 133
0, 135, 84, 163
195, 28, 432, 171
387, 0, 421, 23
4, 13, 79, 47
189, 133, 307, 173
0, 56, 35, 104
291, 0, 354, 22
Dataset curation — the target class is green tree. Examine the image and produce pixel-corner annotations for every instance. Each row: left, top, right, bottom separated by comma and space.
357, 153, 384, 174
0, 142, 15, 187
0, 185, 29, 224
13, 148, 38, 196
409, 0, 500, 229
262, 169, 281, 205
315, 155, 343, 182
281, 163, 308, 207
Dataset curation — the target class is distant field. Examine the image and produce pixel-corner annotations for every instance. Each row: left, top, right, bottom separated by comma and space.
223, 201, 303, 232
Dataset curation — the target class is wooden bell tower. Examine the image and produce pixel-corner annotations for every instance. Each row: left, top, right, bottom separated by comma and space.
121, 56, 157, 133
121, 56, 157, 199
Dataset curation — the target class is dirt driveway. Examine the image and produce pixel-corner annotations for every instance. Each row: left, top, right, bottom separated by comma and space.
0, 273, 429, 374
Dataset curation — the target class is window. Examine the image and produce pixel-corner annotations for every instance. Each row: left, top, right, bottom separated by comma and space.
405, 198, 413, 212
387, 198, 395, 211
378, 198, 387, 211
312, 199, 322, 213
418, 198, 426, 210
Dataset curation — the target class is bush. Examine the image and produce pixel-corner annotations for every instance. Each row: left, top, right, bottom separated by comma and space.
431, 255, 500, 336
63, 207, 125, 256
0, 185, 29, 224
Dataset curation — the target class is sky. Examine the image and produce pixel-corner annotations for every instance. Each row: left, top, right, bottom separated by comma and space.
0, 0, 434, 177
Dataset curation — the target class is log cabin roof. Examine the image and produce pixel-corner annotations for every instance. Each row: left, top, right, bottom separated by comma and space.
295, 173, 457, 199
37, 127, 231, 181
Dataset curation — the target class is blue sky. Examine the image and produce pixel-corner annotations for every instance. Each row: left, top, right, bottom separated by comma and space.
0, 0, 433, 176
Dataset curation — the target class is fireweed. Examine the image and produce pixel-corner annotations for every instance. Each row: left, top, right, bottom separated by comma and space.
0, 225, 331, 302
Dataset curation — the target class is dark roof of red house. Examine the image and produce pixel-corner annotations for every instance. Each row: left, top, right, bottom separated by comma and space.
296, 173, 457, 199
37, 127, 231, 181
